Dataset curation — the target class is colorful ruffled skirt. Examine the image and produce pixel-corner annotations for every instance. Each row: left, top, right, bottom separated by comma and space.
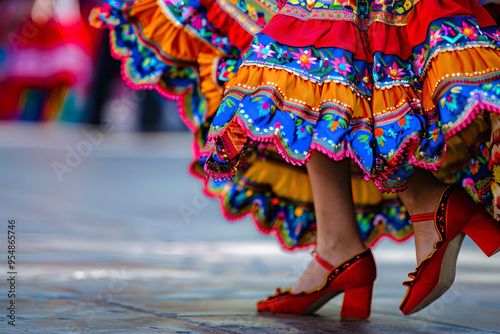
91, 0, 500, 251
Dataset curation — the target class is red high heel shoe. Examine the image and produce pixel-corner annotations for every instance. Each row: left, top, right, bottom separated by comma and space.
400, 185, 500, 315
256, 249, 376, 319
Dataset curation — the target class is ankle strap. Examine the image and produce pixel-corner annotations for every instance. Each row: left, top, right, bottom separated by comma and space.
410, 213, 435, 222
313, 251, 334, 271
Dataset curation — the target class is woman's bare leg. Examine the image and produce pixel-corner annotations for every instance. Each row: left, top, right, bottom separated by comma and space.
398, 168, 447, 264
292, 153, 366, 293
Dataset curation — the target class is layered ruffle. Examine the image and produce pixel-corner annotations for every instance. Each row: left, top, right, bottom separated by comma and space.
191, 147, 412, 249
92, 0, 500, 251
90, 1, 199, 129
90, 0, 247, 132
198, 0, 279, 50
204, 47, 500, 191
202, 0, 500, 245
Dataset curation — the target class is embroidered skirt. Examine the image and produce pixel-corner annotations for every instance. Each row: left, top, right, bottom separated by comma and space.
92, 0, 500, 250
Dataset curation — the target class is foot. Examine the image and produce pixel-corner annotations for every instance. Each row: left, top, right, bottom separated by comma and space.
413, 219, 441, 264
291, 246, 366, 293
404, 184, 447, 265
290, 257, 329, 293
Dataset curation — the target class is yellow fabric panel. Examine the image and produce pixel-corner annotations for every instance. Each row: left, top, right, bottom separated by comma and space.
243, 152, 399, 205
131, 0, 226, 62
423, 47, 500, 107
198, 52, 224, 118
244, 159, 313, 203
225, 65, 368, 122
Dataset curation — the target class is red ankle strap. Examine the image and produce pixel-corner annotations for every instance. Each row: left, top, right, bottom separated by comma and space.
313, 251, 334, 271
411, 213, 435, 222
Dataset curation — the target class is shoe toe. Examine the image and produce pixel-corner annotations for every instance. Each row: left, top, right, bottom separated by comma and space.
256, 299, 277, 313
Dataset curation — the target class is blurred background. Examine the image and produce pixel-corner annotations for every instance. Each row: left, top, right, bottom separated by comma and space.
0, 0, 186, 131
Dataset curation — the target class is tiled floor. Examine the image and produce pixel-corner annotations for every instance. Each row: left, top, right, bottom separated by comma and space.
1, 123, 499, 333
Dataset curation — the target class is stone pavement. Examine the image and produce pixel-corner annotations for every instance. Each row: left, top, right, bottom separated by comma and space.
0, 122, 499, 334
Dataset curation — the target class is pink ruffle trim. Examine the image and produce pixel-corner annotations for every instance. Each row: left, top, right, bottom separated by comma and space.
202, 96, 500, 193
107, 29, 203, 133
202, 115, 422, 192
193, 158, 415, 251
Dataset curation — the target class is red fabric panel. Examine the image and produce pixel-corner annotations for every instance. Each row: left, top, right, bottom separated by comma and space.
199, 0, 255, 51
261, 15, 373, 61
258, 0, 498, 62
368, 22, 411, 60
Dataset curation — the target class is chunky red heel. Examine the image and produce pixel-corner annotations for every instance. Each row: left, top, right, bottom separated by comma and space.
257, 249, 376, 319
341, 283, 373, 319
463, 208, 500, 257
400, 185, 500, 315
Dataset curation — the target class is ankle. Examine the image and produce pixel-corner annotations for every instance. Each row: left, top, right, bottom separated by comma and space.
413, 220, 441, 263
316, 241, 366, 267
401, 183, 447, 216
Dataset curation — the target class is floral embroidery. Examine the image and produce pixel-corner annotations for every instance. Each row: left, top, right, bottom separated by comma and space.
482, 145, 490, 162
336, 0, 358, 12
290, 49, 318, 71
252, 43, 276, 59
191, 15, 203, 30
255, 15, 266, 26
486, 31, 500, 42
279, 0, 416, 29
470, 159, 480, 175
211, 34, 226, 48
331, 56, 352, 76
163, 5, 239, 55
330, 120, 340, 131
362, 68, 374, 90
444, 93, 458, 112
243, 17, 499, 94
323, 114, 348, 132
413, 48, 426, 73
429, 128, 439, 142
216, 98, 236, 116
387, 129, 398, 138
385, 61, 405, 80
403, 0, 412, 10
277, 48, 289, 59
483, 83, 500, 95
295, 119, 313, 139
429, 29, 443, 48
208, 14, 500, 195
441, 23, 454, 37
296, 125, 308, 139
411, 18, 498, 79
374, 128, 386, 147
258, 100, 272, 117
217, 58, 239, 84
396, 118, 405, 127
357, 134, 373, 155
459, 21, 478, 41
